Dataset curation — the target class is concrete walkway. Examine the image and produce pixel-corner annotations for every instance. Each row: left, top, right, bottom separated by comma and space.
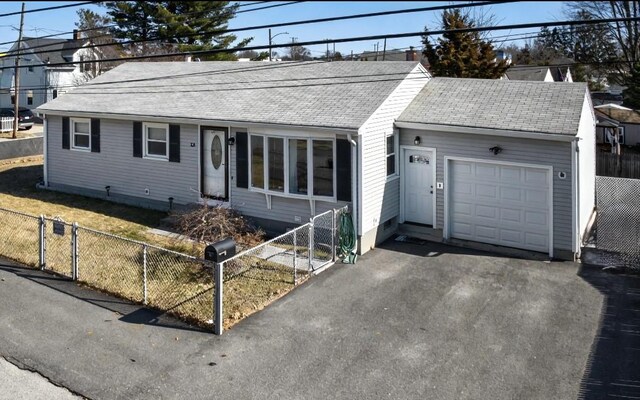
0, 240, 623, 399
0, 357, 79, 400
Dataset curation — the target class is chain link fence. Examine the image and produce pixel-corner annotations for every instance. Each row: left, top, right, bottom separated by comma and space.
0, 205, 351, 334
596, 176, 640, 270
0, 209, 40, 268
43, 218, 74, 278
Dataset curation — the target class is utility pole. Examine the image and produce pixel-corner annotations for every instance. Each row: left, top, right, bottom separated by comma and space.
326, 40, 329, 60
268, 28, 272, 62
12, 2, 25, 139
291, 37, 297, 61
382, 38, 387, 61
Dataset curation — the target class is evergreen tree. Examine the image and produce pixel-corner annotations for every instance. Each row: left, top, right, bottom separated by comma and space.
103, 1, 251, 60
623, 64, 640, 109
422, 9, 508, 78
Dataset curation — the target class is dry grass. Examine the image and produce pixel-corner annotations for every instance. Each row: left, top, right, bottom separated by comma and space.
0, 157, 172, 244
0, 157, 307, 330
0, 131, 34, 139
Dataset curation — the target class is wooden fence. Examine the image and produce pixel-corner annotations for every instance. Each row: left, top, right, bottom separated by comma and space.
597, 152, 640, 179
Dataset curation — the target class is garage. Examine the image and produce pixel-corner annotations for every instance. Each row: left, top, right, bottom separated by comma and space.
446, 158, 552, 254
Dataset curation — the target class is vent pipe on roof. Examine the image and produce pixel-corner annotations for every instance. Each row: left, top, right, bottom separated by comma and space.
73, 29, 79, 41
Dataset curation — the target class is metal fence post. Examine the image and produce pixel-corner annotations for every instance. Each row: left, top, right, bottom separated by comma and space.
214, 261, 224, 335
331, 210, 337, 262
308, 219, 314, 271
293, 229, 297, 284
142, 245, 148, 305
39, 215, 45, 270
71, 223, 78, 280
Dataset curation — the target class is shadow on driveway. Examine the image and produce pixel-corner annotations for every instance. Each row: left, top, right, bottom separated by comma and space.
578, 265, 640, 399
0, 260, 204, 334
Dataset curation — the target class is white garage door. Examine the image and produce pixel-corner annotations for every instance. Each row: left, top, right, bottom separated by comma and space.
448, 160, 551, 254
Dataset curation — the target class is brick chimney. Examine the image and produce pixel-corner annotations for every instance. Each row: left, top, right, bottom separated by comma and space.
405, 46, 418, 62
73, 29, 79, 41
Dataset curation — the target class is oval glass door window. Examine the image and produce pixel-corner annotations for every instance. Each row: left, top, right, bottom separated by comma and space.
211, 135, 222, 170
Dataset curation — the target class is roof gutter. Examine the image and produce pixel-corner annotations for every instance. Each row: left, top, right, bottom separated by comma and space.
394, 121, 578, 142
35, 109, 360, 135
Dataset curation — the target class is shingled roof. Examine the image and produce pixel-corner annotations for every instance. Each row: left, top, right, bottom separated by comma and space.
398, 78, 588, 136
37, 61, 424, 130
22, 37, 85, 65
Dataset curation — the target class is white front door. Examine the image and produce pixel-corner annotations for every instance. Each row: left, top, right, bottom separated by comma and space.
202, 129, 227, 199
404, 149, 434, 225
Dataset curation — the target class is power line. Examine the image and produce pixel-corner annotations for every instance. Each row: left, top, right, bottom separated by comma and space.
3, 15, 639, 72
236, 1, 304, 14
0, 1, 98, 19
0, 1, 282, 49
0, 1, 518, 59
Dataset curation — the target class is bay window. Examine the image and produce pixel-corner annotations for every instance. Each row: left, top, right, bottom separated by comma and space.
250, 134, 336, 200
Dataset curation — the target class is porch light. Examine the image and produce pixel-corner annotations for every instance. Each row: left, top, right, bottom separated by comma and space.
227, 137, 235, 146
105, 185, 111, 196
489, 146, 502, 155
414, 136, 421, 145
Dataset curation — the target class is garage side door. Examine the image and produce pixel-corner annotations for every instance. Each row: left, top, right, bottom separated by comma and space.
449, 160, 551, 254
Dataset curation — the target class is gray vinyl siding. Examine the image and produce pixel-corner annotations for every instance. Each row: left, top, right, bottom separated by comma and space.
359, 64, 430, 235
229, 128, 349, 228
46, 115, 199, 205
399, 129, 574, 251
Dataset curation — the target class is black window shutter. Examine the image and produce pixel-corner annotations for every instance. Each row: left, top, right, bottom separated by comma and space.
62, 117, 70, 149
336, 139, 352, 202
133, 121, 142, 158
236, 132, 248, 188
169, 124, 180, 163
90, 118, 100, 153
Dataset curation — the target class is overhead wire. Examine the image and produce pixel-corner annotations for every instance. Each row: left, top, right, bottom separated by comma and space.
2, 1, 516, 59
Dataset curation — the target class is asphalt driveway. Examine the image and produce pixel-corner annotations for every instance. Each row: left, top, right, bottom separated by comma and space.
0, 239, 621, 399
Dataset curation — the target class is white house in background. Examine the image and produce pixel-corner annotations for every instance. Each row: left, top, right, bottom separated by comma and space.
505, 65, 573, 83
0, 31, 102, 109
36, 61, 596, 261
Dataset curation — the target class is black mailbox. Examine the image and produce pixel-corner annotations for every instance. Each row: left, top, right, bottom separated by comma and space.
205, 238, 236, 263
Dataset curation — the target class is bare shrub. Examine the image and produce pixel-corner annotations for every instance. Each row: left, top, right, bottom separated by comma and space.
171, 205, 264, 249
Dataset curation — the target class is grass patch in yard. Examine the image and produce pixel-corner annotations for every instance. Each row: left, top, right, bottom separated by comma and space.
0, 157, 170, 244
0, 157, 312, 330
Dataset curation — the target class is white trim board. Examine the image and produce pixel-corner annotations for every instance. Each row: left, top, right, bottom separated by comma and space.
399, 145, 437, 228
443, 156, 554, 258
395, 121, 578, 143
36, 110, 359, 135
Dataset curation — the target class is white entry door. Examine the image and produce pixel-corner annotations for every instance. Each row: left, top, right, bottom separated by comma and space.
448, 159, 551, 254
403, 149, 434, 225
202, 129, 227, 199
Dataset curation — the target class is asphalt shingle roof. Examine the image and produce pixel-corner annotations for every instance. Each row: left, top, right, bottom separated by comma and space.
37, 61, 422, 130
398, 77, 588, 136
505, 66, 550, 82
23, 37, 84, 65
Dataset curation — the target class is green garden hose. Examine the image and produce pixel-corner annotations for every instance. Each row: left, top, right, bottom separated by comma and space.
338, 211, 357, 264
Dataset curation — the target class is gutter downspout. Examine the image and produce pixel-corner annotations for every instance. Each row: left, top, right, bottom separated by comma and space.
347, 133, 358, 252
43, 114, 48, 186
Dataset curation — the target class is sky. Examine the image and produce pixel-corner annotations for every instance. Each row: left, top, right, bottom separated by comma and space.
0, 1, 568, 57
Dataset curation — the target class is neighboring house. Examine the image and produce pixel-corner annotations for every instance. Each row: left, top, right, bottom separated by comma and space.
591, 92, 624, 106
0, 32, 102, 109
358, 47, 424, 63
594, 103, 640, 146
395, 78, 595, 261
504, 65, 573, 82
36, 62, 596, 261
36, 61, 431, 253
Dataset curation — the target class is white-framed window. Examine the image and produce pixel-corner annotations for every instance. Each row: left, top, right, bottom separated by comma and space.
386, 133, 397, 176
249, 134, 336, 201
143, 122, 169, 160
71, 117, 91, 151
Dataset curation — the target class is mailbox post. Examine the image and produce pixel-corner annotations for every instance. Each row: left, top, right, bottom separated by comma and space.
204, 238, 236, 335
